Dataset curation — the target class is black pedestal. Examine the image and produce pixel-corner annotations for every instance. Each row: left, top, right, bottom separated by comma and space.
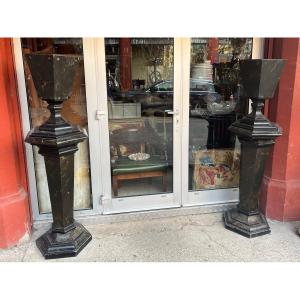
223, 59, 285, 238
224, 209, 270, 238
36, 222, 92, 259
25, 53, 92, 259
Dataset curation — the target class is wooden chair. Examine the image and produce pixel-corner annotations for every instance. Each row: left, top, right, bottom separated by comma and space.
110, 122, 168, 197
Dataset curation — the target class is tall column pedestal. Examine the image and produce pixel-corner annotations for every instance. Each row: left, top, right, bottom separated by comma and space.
224, 59, 285, 238
25, 53, 92, 259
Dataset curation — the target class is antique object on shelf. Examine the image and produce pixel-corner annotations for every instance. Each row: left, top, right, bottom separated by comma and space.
212, 38, 248, 117
128, 152, 151, 161
208, 41, 243, 151
25, 53, 92, 258
132, 79, 146, 90
108, 99, 141, 119
193, 149, 240, 190
230, 38, 247, 64
206, 98, 236, 115
212, 59, 240, 104
190, 46, 212, 81
224, 59, 285, 238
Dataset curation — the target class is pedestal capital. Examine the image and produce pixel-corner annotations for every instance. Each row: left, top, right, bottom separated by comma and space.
25, 126, 87, 156
229, 99, 282, 140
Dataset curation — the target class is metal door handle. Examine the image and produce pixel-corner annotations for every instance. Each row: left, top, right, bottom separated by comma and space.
165, 109, 179, 116
100, 195, 110, 205
95, 109, 106, 120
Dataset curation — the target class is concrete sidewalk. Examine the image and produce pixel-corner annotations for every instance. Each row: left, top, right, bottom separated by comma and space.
1, 212, 300, 262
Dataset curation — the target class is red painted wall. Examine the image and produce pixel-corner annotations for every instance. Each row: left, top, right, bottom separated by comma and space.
0, 38, 31, 248
261, 38, 300, 221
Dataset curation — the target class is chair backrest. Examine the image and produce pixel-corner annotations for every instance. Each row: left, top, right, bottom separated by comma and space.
110, 123, 166, 158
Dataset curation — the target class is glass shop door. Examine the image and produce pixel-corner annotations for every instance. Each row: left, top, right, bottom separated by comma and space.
96, 38, 182, 214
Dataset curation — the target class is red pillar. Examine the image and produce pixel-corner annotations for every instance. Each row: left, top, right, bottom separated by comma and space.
260, 38, 300, 221
208, 38, 219, 63
0, 38, 31, 248
119, 38, 132, 91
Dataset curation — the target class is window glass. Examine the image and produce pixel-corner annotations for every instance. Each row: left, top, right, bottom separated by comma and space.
188, 38, 253, 191
105, 38, 174, 198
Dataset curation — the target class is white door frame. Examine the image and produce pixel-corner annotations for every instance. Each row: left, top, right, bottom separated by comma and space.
98, 38, 182, 214
13, 38, 103, 221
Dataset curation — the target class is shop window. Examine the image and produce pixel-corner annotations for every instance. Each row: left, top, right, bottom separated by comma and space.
105, 38, 174, 198
188, 38, 253, 191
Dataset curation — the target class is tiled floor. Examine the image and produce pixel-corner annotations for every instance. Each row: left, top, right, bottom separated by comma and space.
1, 212, 300, 262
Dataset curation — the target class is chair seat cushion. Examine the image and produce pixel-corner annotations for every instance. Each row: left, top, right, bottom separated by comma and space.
112, 155, 168, 175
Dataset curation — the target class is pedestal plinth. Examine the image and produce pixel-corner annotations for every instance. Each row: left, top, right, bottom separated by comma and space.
36, 222, 91, 259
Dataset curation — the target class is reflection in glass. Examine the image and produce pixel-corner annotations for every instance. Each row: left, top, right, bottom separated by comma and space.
189, 38, 253, 191
105, 38, 174, 197
21, 38, 92, 213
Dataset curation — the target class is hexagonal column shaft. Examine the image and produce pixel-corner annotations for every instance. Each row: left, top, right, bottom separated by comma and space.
238, 139, 274, 215
44, 152, 75, 233
224, 137, 274, 238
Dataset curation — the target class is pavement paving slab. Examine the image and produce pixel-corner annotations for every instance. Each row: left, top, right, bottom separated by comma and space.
1, 213, 300, 262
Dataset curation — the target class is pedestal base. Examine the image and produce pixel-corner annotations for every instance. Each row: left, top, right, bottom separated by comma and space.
36, 222, 92, 259
224, 208, 271, 238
